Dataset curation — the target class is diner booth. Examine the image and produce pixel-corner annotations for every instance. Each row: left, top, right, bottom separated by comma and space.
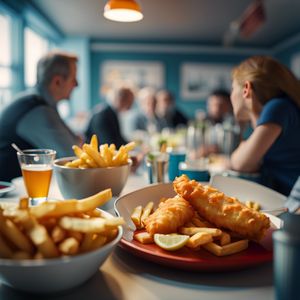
0, 0, 299, 299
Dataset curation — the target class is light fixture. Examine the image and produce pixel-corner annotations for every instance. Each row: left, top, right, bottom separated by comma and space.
103, 0, 143, 22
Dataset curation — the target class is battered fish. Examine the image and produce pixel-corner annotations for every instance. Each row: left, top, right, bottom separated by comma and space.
173, 175, 270, 241
144, 196, 194, 236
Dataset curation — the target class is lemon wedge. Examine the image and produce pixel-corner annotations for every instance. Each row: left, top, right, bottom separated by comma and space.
154, 234, 189, 251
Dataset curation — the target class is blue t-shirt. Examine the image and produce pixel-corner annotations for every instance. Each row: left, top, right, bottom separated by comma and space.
257, 98, 300, 196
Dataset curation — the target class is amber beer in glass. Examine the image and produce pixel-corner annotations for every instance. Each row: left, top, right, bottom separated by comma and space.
17, 149, 56, 205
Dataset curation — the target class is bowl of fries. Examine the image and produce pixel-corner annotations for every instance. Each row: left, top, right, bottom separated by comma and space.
53, 135, 135, 198
0, 190, 124, 293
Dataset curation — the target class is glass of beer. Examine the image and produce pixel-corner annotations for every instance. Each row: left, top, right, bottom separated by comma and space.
17, 149, 56, 205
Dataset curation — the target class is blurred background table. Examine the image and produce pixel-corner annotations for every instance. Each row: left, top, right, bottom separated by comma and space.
0, 173, 275, 300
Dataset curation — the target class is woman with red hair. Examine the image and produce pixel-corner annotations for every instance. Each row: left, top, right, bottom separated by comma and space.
230, 55, 300, 196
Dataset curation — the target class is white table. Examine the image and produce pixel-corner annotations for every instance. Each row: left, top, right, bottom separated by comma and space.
0, 173, 276, 300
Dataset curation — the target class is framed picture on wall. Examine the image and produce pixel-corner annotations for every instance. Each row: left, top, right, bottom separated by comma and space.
100, 60, 165, 96
180, 63, 233, 100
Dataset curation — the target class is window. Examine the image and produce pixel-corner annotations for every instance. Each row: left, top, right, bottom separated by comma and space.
0, 12, 13, 113
24, 27, 49, 87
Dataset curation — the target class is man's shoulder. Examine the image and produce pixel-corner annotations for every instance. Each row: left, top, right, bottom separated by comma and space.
93, 103, 115, 117
11, 90, 46, 108
2, 90, 46, 115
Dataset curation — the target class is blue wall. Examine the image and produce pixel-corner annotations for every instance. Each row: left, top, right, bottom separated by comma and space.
90, 43, 268, 119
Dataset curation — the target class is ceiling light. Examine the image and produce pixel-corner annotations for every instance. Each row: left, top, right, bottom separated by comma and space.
104, 0, 143, 22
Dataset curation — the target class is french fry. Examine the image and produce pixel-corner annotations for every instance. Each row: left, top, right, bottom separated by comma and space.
19, 197, 29, 209
72, 145, 83, 158
219, 232, 231, 246
76, 189, 112, 211
85, 209, 102, 218
109, 144, 116, 153
203, 240, 249, 256
59, 217, 105, 233
67, 230, 83, 243
100, 144, 113, 166
124, 141, 136, 152
186, 232, 213, 249
90, 235, 107, 250
83, 144, 106, 167
179, 227, 222, 237
141, 201, 154, 225
0, 233, 13, 258
59, 237, 79, 255
80, 152, 98, 168
131, 205, 143, 229
90, 134, 99, 151
133, 231, 154, 244
31, 189, 112, 219
80, 233, 95, 252
0, 212, 34, 253
78, 162, 90, 169
104, 217, 125, 227
20, 214, 59, 258
0, 202, 18, 210
103, 228, 118, 242
65, 158, 82, 168
51, 226, 67, 243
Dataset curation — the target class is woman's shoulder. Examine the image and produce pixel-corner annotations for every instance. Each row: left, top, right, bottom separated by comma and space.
264, 97, 298, 110
262, 97, 299, 117
259, 97, 300, 129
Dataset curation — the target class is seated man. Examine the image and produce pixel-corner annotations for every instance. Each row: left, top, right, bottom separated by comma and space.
155, 89, 188, 130
133, 87, 160, 134
85, 86, 134, 148
206, 89, 234, 124
0, 51, 81, 181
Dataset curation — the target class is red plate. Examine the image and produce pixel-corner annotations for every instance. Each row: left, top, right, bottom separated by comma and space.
119, 222, 277, 272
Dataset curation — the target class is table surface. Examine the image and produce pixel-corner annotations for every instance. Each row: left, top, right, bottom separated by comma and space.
0, 172, 276, 300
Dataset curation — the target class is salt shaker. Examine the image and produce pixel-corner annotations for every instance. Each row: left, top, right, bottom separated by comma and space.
273, 213, 300, 300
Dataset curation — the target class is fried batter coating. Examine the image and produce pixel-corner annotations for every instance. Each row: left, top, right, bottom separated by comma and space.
144, 196, 194, 236
173, 175, 270, 241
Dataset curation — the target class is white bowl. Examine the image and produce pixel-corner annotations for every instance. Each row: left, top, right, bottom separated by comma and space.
0, 210, 123, 293
210, 174, 287, 210
53, 157, 131, 198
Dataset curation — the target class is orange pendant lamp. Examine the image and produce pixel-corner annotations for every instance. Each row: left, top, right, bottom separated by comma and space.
104, 0, 143, 22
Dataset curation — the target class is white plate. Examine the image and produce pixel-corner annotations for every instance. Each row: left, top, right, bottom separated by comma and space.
0, 181, 15, 197
209, 174, 287, 210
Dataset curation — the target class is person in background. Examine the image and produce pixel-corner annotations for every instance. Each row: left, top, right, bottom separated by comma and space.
199, 88, 243, 156
230, 55, 300, 196
85, 86, 134, 148
133, 87, 160, 133
0, 51, 81, 182
155, 89, 188, 130
206, 89, 233, 124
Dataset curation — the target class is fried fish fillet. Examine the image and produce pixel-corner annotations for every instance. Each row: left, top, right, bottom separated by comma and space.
173, 175, 270, 241
144, 196, 194, 236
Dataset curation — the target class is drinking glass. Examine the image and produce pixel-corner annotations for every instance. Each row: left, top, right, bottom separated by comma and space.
145, 151, 169, 184
17, 149, 56, 205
